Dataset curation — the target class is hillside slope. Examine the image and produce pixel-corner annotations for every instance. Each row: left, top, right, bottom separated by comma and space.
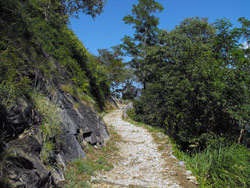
0, 0, 110, 187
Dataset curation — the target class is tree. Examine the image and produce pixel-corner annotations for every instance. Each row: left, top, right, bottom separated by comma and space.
238, 17, 250, 58
238, 17, 250, 48
213, 18, 242, 64
60, 0, 106, 18
121, 0, 163, 89
97, 48, 126, 96
133, 17, 250, 151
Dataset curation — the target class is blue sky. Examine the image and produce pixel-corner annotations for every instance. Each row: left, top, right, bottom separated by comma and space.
70, 0, 250, 55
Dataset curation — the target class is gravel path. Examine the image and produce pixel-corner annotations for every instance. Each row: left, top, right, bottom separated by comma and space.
92, 109, 197, 188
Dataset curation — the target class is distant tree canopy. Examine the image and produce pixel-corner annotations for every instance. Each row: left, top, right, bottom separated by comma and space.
97, 48, 126, 91
97, 48, 139, 99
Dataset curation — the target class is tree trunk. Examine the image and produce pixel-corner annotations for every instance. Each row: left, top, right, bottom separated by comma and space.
238, 123, 246, 144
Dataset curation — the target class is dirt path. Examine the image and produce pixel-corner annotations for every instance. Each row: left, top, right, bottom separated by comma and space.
92, 108, 197, 188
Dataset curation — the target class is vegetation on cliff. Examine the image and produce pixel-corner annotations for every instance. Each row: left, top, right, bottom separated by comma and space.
0, 0, 111, 112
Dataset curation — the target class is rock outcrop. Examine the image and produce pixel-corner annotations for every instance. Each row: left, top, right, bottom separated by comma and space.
123, 102, 133, 119
0, 61, 110, 187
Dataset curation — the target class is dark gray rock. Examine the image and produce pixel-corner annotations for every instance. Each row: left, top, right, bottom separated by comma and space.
59, 130, 86, 160
5, 133, 57, 188
1, 98, 39, 142
1, 62, 110, 187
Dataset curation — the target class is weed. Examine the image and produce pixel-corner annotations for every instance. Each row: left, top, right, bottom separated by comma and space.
157, 145, 165, 151
77, 92, 95, 105
40, 141, 55, 164
72, 159, 94, 176
31, 92, 61, 166
73, 103, 80, 109
65, 167, 90, 188
61, 84, 74, 95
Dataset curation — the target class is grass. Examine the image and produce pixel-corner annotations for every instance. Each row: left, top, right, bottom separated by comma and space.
61, 84, 75, 95
78, 92, 95, 105
165, 131, 250, 188
180, 144, 250, 188
64, 123, 121, 187
40, 141, 55, 165
65, 167, 91, 188
31, 92, 61, 166
73, 103, 80, 109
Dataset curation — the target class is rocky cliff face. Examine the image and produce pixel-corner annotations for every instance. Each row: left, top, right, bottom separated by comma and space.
0, 61, 110, 188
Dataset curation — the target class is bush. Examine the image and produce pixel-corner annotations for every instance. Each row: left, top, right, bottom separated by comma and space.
126, 108, 137, 121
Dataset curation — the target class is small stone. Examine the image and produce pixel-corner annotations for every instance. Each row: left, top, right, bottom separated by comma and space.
187, 176, 199, 184
171, 155, 177, 159
179, 161, 186, 167
185, 170, 192, 175
81, 139, 88, 149
187, 176, 196, 181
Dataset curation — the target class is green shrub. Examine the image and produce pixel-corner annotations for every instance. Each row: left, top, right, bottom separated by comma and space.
126, 108, 137, 121
132, 18, 250, 152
